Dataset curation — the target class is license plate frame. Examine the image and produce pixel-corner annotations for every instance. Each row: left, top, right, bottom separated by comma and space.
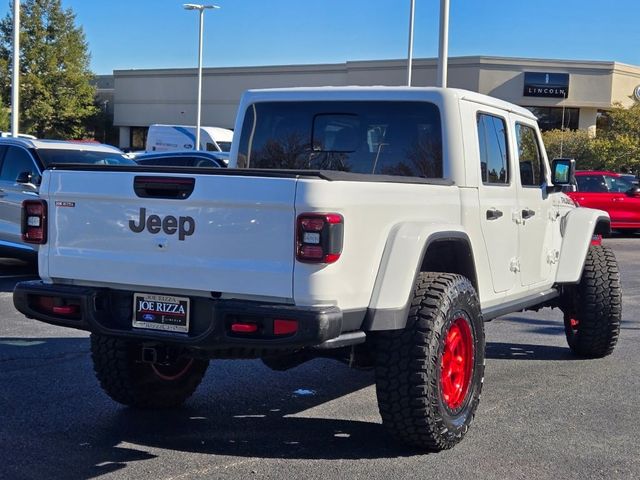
132, 293, 190, 334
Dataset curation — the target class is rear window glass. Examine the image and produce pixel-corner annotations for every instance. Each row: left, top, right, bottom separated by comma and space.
237, 101, 443, 178
37, 149, 135, 166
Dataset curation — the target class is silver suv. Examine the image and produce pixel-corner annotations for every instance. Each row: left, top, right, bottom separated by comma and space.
0, 137, 135, 259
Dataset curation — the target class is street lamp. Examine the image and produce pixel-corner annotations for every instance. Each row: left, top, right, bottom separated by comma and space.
407, 0, 415, 86
183, 3, 219, 151
11, 0, 20, 137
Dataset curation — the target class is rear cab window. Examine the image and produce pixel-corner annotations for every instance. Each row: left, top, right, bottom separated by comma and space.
237, 101, 443, 179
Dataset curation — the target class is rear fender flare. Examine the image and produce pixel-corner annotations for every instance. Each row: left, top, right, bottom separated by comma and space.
364, 223, 475, 331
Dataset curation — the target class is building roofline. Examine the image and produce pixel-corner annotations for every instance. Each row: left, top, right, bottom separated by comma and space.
113, 55, 640, 77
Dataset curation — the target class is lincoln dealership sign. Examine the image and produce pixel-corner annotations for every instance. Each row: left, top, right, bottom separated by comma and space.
523, 72, 569, 98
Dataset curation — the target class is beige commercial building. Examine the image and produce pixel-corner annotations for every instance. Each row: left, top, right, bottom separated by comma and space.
112, 56, 640, 150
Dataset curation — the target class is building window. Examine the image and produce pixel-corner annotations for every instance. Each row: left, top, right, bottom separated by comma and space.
527, 107, 579, 131
596, 110, 610, 131
130, 127, 148, 151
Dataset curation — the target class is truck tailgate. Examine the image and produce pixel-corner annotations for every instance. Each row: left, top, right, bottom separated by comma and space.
42, 170, 297, 300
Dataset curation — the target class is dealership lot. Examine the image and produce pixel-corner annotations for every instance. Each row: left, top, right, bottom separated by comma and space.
0, 237, 638, 480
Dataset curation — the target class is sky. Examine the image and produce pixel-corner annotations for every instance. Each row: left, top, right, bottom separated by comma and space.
1, 0, 639, 74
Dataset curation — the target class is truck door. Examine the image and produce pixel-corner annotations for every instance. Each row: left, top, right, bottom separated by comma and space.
512, 120, 555, 287
473, 108, 520, 293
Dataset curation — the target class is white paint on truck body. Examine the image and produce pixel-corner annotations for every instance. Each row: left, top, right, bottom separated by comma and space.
36, 86, 608, 324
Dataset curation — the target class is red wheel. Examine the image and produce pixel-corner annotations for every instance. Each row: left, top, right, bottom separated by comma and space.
374, 273, 485, 450
440, 317, 474, 410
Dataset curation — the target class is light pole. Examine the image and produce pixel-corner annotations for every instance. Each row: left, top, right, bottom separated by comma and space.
11, 0, 20, 137
406, 0, 415, 86
437, 0, 450, 88
183, 3, 219, 151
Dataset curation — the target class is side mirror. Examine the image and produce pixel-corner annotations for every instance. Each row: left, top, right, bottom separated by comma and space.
626, 186, 640, 198
548, 158, 576, 193
15, 171, 40, 186
16, 171, 32, 184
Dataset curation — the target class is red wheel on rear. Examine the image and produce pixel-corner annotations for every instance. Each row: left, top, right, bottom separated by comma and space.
440, 317, 474, 410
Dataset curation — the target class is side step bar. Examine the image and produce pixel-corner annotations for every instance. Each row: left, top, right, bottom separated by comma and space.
482, 288, 560, 321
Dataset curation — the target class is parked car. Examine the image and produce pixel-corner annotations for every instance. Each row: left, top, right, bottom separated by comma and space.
145, 124, 233, 153
566, 170, 640, 231
0, 137, 135, 259
133, 150, 227, 168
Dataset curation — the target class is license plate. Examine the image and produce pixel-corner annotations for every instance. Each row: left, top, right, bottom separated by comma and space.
132, 293, 190, 333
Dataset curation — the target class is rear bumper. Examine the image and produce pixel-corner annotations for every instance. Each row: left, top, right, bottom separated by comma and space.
13, 281, 343, 353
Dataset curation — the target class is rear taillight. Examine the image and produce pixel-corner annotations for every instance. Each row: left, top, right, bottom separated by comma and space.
296, 213, 343, 264
22, 200, 47, 244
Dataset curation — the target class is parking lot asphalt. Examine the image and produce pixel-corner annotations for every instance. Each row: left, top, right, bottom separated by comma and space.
0, 237, 639, 480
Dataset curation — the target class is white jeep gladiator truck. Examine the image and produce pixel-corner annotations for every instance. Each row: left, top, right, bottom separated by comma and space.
13, 87, 621, 451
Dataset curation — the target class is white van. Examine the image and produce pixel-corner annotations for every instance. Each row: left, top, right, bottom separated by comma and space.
145, 124, 233, 153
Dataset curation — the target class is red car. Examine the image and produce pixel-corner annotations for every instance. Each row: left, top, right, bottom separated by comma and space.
567, 171, 640, 231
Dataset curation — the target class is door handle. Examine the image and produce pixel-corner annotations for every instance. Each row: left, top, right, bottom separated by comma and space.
522, 208, 536, 219
486, 208, 503, 220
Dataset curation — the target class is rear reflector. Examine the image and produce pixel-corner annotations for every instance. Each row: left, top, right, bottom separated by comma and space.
230, 322, 258, 333
35, 296, 79, 318
273, 319, 298, 336
22, 200, 48, 244
296, 213, 343, 264
52, 305, 79, 315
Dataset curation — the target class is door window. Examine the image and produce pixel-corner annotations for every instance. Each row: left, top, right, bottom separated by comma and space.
604, 175, 634, 193
515, 124, 543, 187
0, 147, 37, 183
477, 113, 509, 184
575, 175, 607, 192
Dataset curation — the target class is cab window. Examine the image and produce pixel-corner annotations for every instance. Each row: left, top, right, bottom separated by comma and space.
477, 113, 509, 184
515, 124, 543, 187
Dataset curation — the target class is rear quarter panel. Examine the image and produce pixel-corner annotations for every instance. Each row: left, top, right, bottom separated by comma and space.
293, 179, 462, 312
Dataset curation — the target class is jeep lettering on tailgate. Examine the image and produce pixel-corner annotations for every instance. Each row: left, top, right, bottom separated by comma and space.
129, 207, 195, 240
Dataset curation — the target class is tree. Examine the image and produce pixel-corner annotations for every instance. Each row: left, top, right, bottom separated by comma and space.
542, 104, 640, 173
542, 128, 599, 170
0, 91, 8, 130
0, 0, 97, 138
590, 104, 640, 173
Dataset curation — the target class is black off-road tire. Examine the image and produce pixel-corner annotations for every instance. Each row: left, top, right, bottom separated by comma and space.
563, 245, 621, 358
373, 273, 485, 451
90, 334, 209, 408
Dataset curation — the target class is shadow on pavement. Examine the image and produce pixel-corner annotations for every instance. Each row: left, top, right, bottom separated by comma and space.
0, 337, 421, 480
486, 341, 576, 361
